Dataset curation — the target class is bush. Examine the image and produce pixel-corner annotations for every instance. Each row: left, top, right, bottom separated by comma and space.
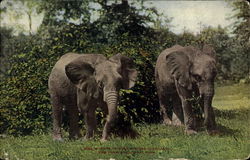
0, 20, 163, 135
0, 40, 52, 135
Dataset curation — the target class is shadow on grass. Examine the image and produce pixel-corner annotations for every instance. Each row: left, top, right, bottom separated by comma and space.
216, 123, 240, 136
195, 122, 240, 136
194, 120, 239, 136
214, 108, 250, 120
113, 126, 140, 139
213, 108, 250, 136
111, 117, 140, 139
193, 108, 249, 136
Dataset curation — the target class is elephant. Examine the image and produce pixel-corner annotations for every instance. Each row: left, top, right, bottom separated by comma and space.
155, 44, 217, 135
48, 53, 137, 141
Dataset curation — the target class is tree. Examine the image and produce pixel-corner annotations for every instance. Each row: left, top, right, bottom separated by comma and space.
0, 27, 13, 77
176, 29, 197, 46
37, 0, 91, 27
230, 0, 250, 44
92, 0, 157, 45
230, 0, 250, 77
0, 0, 41, 35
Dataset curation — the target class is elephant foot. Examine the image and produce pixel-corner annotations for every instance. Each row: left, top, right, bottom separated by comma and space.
53, 135, 64, 142
172, 118, 183, 126
84, 134, 94, 140
172, 113, 184, 126
162, 118, 172, 126
81, 137, 90, 142
185, 129, 197, 135
172, 121, 183, 126
100, 138, 108, 143
69, 134, 81, 140
207, 129, 220, 136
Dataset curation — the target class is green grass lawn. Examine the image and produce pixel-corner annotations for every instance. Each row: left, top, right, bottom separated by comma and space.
1, 84, 250, 160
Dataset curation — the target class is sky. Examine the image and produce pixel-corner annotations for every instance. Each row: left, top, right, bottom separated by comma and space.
146, 1, 235, 34
0, 0, 236, 35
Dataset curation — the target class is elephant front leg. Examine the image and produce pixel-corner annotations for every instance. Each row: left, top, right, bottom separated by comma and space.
101, 103, 117, 141
84, 106, 97, 139
176, 85, 196, 134
203, 96, 217, 134
67, 105, 81, 140
181, 100, 197, 134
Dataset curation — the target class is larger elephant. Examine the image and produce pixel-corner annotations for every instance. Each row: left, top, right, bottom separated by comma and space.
155, 44, 217, 134
48, 53, 137, 141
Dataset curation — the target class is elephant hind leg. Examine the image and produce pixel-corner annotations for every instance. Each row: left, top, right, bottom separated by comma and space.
159, 94, 172, 125
51, 94, 63, 141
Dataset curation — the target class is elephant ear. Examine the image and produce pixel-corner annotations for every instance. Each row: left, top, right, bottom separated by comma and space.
109, 53, 138, 89
202, 44, 216, 59
166, 51, 192, 89
65, 59, 99, 98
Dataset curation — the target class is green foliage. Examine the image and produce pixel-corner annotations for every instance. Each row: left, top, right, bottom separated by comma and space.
186, 94, 203, 121
226, 0, 250, 82
38, 0, 91, 26
0, 35, 52, 135
0, 27, 13, 77
176, 30, 197, 46
230, 0, 250, 44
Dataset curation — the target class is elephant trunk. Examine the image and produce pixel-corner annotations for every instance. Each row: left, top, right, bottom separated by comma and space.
106, 91, 118, 122
106, 91, 119, 106
203, 85, 216, 130
102, 91, 119, 140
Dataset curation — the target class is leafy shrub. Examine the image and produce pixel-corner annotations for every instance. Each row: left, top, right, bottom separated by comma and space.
0, 40, 52, 135
0, 19, 163, 135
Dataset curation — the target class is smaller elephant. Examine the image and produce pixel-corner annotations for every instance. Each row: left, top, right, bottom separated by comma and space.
155, 44, 217, 134
48, 53, 137, 141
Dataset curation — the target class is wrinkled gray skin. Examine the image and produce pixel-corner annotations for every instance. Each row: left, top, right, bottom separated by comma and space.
155, 44, 217, 134
48, 53, 137, 141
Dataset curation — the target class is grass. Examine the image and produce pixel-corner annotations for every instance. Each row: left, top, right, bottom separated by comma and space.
1, 84, 250, 160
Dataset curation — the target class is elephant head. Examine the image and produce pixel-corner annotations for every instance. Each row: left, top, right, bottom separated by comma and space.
165, 44, 217, 131
65, 53, 137, 140
190, 45, 217, 130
